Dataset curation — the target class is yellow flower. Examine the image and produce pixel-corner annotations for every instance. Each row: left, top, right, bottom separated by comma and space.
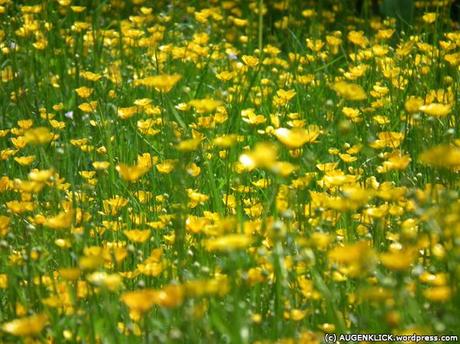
364, 204, 389, 218
241, 55, 259, 67
376, 29, 395, 40
137, 118, 160, 136
216, 70, 234, 81
320, 323, 336, 333
338, 153, 357, 163
444, 52, 460, 66
24, 127, 56, 145
344, 64, 368, 80
419, 145, 460, 170
184, 276, 229, 297
87, 272, 123, 291
43, 210, 73, 230
0, 274, 7, 289
92, 161, 110, 170
404, 96, 424, 113
204, 234, 252, 252
71, 5, 86, 12
332, 81, 366, 101
306, 39, 324, 52
55, 238, 71, 248
156, 160, 176, 174
6, 200, 35, 214
273, 126, 320, 149
0, 215, 9, 236
347, 31, 368, 47
14, 155, 36, 166
239, 142, 278, 171
186, 216, 209, 234
213, 134, 238, 148
121, 289, 158, 314
287, 309, 307, 321
117, 106, 138, 120
75, 86, 93, 98
121, 285, 183, 315
419, 103, 451, 117
241, 108, 266, 125
137, 152, 155, 169
185, 187, 206, 201
116, 163, 150, 182
1, 314, 48, 337
133, 74, 181, 92
102, 196, 128, 216
79, 255, 104, 271
342, 107, 361, 122
370, 131, 404, 149
28, 169, 54, 182
422, 12, 437, 24
79, 101, 97, 113
276, 89, 296, 102
17, 119, 33, 129
423, 286, 451, 302
189, 98, 222, 113
124, 229, 151, 243
137, 261, 163, 277
186, 162, 201, 177
79, 171, 96, 180
302, 9, 316, 18
10, 136, 27, 149
81, 71, 102, 81
270, 161, 297, 177
328, 241, 376, 277
380, 249, 416, 271
316, 162, 339, 172
176, 138, 201, 152
377, 152, 411, 173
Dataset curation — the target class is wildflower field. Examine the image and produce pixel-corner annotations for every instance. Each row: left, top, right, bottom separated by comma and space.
1, 0, 460, 342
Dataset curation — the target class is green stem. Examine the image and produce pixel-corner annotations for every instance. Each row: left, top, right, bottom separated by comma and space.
258, 0, 264, 53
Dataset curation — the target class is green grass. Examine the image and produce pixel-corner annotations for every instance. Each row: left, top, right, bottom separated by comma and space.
0, 0, 459, 343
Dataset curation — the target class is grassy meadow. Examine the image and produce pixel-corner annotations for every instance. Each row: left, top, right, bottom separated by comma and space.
0, 0, 460, 342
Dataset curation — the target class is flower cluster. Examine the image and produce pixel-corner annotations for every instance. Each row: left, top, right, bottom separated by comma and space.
0, 0, 459, 342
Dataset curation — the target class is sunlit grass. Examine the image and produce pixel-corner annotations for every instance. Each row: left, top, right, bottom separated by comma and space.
0, 0, 459, 342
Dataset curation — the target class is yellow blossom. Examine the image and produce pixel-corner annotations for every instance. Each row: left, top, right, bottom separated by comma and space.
43, 210, 73, 230
380, 249, 416, 271
0, 216, 10, 236
204, 234, 252, 252
92, 161, 110, 170
241, 55, 259, 67
423, 286, 451, 302
87, 272, 123, 291
419, 145, 460, 170
348, 31, 368, 47
116, 163, 150, 182
419, 103, 451, 118
273, 126, 321, 149
422, 13, 437, 24
118, 106, 138, 120
328, 241, 376, 277
176, 138, 201, 152
75, 86, 93, 98
124, 229, 151, 243
134, 74, 181, 92
24, 127, 56, 145
239, 142, 278, 171
189, 98, 222, 113
1, 314, 48, 337
332, 81, 367, 101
